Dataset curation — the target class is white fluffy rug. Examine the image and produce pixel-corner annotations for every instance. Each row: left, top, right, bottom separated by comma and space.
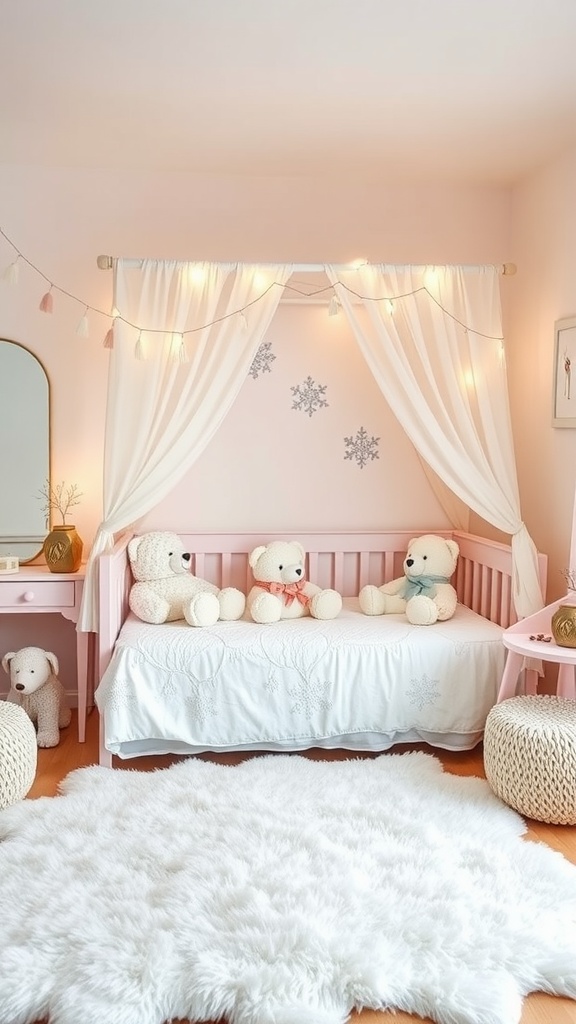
1, 752, 576, 1024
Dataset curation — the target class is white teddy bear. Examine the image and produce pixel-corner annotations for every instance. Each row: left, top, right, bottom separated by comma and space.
2, 647, 71, 747
359, 534, 459, 625
248, 540, 342, 624
128, 531, 246, 627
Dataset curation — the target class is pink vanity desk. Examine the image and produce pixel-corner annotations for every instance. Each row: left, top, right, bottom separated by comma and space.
0, 565, 93, 741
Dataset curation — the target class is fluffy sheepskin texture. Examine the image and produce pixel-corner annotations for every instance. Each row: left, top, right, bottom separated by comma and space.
1, 753, 576, 1024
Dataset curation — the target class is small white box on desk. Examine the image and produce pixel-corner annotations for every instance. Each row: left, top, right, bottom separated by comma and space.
0, 556, 19, 574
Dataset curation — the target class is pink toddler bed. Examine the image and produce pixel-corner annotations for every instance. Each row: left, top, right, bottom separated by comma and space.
94, 529, 547, 767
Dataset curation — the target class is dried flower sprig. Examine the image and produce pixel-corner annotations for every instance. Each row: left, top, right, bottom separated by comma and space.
37, 480, 83, 527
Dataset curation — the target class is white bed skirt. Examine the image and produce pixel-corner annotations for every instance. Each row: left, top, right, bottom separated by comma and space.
95, 598, 506, 759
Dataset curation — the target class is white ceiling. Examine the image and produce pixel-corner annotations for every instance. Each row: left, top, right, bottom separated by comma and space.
2, 0, 576, 185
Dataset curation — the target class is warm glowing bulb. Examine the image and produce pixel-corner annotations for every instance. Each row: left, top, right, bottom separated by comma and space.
188, 265, 206, 285
351, 257, 368, 270
253, 271, 267, 289
424, 268, 438, 289
462, 369, 475, 390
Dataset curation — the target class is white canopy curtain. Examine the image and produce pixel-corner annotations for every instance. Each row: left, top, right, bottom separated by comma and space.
325, 263, 543, 620
79, 259, 293, 631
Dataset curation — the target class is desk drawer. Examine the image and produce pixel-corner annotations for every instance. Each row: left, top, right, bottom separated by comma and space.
0, 580, 76, 609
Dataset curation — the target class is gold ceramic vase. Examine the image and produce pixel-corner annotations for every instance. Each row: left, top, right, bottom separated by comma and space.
551, 604, 576, 648
43, 524, 83, 574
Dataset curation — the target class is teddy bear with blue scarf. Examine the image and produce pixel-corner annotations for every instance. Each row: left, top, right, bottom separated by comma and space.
359, 534, 459, 625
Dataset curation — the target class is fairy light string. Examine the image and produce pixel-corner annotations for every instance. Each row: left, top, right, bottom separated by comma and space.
0, 226, 506, 349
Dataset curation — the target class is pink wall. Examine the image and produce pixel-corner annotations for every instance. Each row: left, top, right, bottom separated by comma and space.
0, 165, 512, 699
507, 143, 576, 602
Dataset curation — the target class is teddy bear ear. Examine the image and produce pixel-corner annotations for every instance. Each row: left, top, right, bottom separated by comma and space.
128, 536, 142, 565
293, 541, 305, 562
45, 651, 59, 676
1, 652, 15, 674
248, 546, 267, 569
446, 539, 460, 562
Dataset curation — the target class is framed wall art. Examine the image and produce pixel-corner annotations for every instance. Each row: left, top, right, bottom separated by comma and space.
552, 316, 576, 428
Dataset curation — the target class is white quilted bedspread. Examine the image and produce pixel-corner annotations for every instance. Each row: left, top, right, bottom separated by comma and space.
95, 598, 506, 757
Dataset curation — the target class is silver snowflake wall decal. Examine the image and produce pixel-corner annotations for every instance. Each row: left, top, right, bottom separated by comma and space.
291, 375, 329, 417
343, 426, 380, 468
249, 341, 276, 379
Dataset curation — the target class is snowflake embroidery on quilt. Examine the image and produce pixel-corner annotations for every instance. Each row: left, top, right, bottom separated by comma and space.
183, 686, 218, 722
287, 678, 333, 715
291, 375, 329, 417
406, 673, 441, 711
264, 671, 280, 694
105, 682, 140, 714
249, 341, 276, 379
344, 426, 380, 468
159, 677, 179, 699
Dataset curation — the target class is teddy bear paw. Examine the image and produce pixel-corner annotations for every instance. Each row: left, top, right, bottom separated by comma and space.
405, 594, 439, 625
218, 587, 246, 621
359, 584, 386, 616
310, 589, 342, 620
249, 593, 282, 624
184, 592, 220, 627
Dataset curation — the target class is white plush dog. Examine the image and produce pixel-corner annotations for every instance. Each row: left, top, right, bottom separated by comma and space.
2, 647, 71, 747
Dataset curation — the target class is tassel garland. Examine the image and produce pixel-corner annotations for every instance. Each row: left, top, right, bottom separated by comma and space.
76, 308, 89, 337
39, 289, 54, 313
2, 259, 19, 285
134, 333, 146, 360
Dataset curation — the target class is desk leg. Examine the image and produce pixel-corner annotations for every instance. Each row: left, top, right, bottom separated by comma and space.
76, 629, 89, 743
497, 651, 524, 702
557, 663, 576, 699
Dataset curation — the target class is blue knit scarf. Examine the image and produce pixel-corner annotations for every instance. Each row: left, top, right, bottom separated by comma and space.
401, 574, 450, 600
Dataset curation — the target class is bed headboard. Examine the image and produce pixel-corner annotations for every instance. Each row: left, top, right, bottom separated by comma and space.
97, 529, 548, 683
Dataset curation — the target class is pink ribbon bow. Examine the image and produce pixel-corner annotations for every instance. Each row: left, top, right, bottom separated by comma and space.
255, 579, 311, 607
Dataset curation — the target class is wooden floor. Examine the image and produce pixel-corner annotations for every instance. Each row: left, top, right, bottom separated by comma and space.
28, 710, 576, 1024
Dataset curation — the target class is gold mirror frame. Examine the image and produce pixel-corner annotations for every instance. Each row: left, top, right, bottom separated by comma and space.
0, 339, 51, 563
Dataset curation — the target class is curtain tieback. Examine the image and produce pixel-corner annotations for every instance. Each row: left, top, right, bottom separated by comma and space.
402, 574, 450, 600
255, 579, 311, 607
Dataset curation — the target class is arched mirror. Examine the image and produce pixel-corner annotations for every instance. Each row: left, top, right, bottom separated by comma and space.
0, 339, 50, 562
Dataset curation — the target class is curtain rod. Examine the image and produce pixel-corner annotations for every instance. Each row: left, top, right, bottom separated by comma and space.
96, 255, 517, 276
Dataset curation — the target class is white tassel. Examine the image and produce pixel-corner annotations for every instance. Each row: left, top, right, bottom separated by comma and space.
177, 339, 188, 363
328, 296, 340, 317
171, 333, 188, 363
76, 308, 89, 337
135, 333, 146, 360
239, 312, 248, 331
2, 258, 19, 285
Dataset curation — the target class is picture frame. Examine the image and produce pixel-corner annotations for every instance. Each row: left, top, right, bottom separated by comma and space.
552, 316, 576, 427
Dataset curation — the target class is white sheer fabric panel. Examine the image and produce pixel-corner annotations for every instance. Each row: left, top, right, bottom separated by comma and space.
325, 264, 543, 619
79, 260, 292, 631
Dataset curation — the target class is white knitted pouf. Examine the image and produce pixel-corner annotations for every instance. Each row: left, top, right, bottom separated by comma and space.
484, 695, 576, 824
0, 701, 38, 810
